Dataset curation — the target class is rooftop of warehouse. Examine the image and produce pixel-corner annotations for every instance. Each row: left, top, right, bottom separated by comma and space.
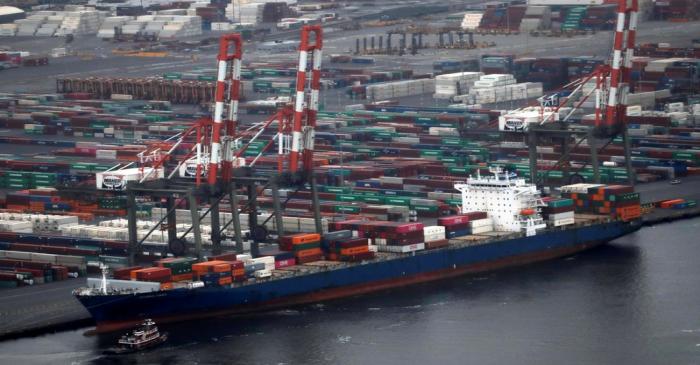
0, 6, 24, 16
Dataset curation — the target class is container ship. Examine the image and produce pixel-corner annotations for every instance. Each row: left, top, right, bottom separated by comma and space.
74, 169, 642, 333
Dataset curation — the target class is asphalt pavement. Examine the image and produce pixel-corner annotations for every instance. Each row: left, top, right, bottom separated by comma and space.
0, 278, 90, 339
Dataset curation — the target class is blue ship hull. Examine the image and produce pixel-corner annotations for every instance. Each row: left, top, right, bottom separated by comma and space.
77, 220, 640, 332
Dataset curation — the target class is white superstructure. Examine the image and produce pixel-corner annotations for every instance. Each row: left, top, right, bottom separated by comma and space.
454, 167, 547, 236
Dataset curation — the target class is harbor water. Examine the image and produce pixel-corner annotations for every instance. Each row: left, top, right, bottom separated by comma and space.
1, 217, 699, 365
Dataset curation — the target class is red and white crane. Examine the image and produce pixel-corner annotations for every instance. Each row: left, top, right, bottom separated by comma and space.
101, 26, 325, 190
517, 0, 639, 136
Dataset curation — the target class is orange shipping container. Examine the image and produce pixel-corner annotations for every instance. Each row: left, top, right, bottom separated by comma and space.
281, 233, 321, 245
192, 260, 232, 274
659, 199, 684, 209
218, 276, 232, 285
295, 248, 323, 258
171, 273, 193, 281
211, 263, 231, 273
340, 246, 370, 256
618, 205, 641, 221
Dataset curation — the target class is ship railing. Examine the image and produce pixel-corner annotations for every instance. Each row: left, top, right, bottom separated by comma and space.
167, 216, 620, 291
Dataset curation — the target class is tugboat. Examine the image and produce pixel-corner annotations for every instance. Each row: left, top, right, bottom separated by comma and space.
104, 319, 168, 355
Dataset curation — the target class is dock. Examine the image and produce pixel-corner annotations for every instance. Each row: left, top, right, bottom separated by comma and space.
0, 278, 91, 340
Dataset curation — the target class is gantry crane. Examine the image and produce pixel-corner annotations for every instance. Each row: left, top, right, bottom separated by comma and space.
120, 26, 325, 264
518, 0, 639, 187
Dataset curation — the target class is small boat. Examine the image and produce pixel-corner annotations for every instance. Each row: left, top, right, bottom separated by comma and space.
104, 319, 168, 355
670, 179, 681, 185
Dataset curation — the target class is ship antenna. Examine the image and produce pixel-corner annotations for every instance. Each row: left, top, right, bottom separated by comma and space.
100, 264, 109, 295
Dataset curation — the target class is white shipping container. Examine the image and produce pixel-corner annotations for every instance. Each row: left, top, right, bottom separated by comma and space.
95, 149, 118, 160
471, 225, 493, 234
87, 278, 161, 293
528, 0, 602, 5
552, 217, 576, 227
254, 269, 272, 278
559, 183, 605, 194
96, 167, 164, 191
470, 218, 494, 228
378, 243, 425, 253
424, 225, 446, 236
548, 211, 575, 221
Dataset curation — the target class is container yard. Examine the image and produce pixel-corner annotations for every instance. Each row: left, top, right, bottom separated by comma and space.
1, 1, 700, 363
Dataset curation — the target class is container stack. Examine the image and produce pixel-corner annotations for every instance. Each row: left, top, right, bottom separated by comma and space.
461, 12, 484, 30
369, 222, 425, 253
560, 184, 642, 221
481, 55, 514, 74
15, 13, 50, 36
192, 261, 232, 286
460, 74, 542, 104
279, 233, 324, 264
121, 18, 145, 35
478, 7, 506, 30
322, 230, 374, 262
561, 7, 586, 32
0, 24, 17, 36
247, 256, 274, 278
423, 225, 448, 249
658, 199, 698, 209
566, 57, 605, 82
11, 8, 105, 37
520, 6, 551, 32
654, 0, 700, 21
505, 5, 527, 30
98, 15, 202, 39
331, 221, 425, 253
0, 250, 85, 276
433, 72, 483, 100
473, 74, 516, 89
159, 16, 202, 38
0, 212, 78, 233
235, 4, 264, 24
541, 198, 575, 227
437, 212, 488, 238
526, 58, 568, 90
208, 252, 248, 281
155, 257, 195, 282
580, 5, 616, 30
433, 59, 480, 75
0, 259, 72, 288
130, 267, 171, 283
55, 9, 105, 36
366, 79, 436, 100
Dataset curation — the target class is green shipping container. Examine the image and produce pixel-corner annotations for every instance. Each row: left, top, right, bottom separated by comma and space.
336, 194, 359, 202
361, 196, 386, 204
411, 205, 438, 212
386, 197, 411, 206
548, 198, 573, 208
335, 205, 360, 214
324, 186, 351, 194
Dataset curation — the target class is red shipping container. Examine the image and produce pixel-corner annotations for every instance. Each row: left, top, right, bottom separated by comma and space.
297, 253, 324, 264
438, 211, 488, 226
425, 239, 450, 250
442, 222, 471, 231
275, 258, 297, 269
113, 266, 142, 280
133, 267, 171, 283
